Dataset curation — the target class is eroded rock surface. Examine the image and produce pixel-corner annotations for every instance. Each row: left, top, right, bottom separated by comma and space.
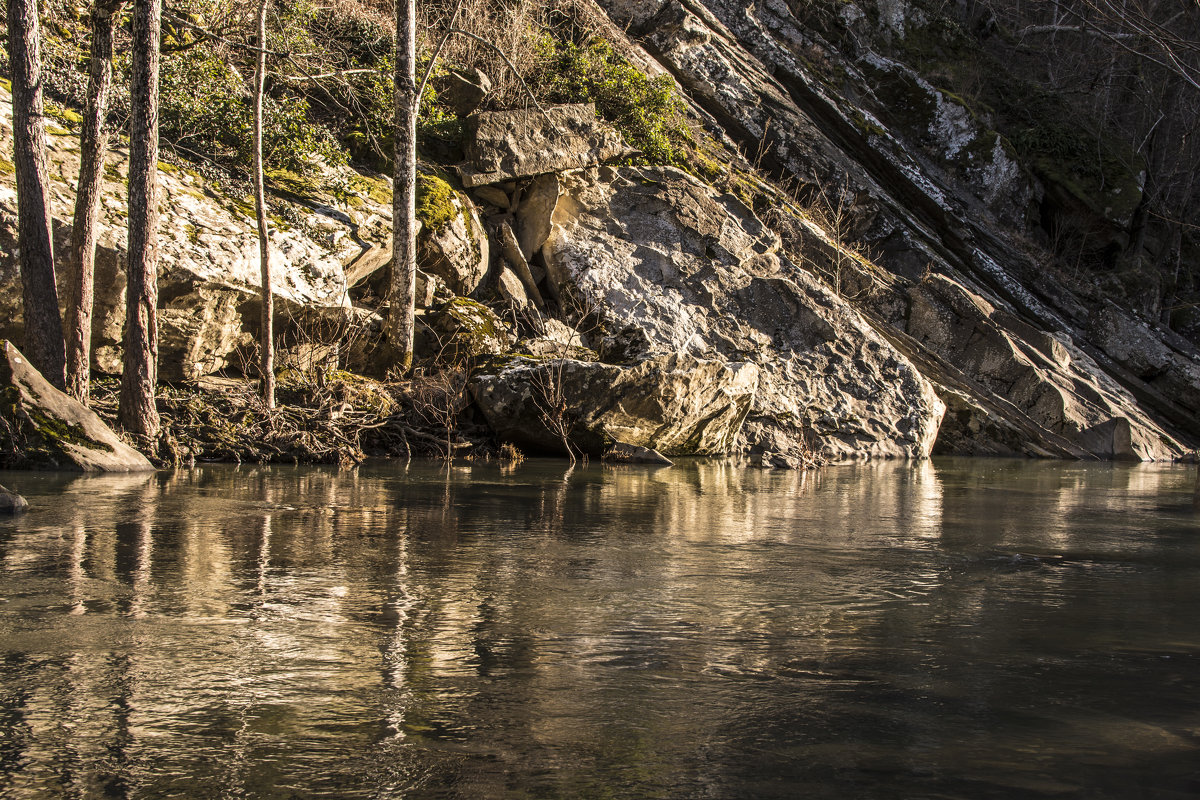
0, 341, 154, 471
542, 166, 945, 462
0, 87, 387, 382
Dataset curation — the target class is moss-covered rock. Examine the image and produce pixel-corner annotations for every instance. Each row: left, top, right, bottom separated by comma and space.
417, 173, 490, 295
426, 297, 514, 361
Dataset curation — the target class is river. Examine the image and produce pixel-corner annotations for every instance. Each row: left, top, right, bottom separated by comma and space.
1, 459, 1197, 799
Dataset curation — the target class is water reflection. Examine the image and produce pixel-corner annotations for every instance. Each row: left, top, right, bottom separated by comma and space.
0, 459, 1198, 798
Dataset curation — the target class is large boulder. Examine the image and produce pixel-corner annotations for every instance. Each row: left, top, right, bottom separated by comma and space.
0, 85, 388, 382
470, 353, 759, 456
540, 166, 945, 461
457, 104, 634, 187
598, 0, 1196, 460
0, 341, 154, 471
426, 298, 514, 360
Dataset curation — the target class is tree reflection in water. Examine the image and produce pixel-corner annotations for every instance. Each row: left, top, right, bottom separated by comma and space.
0, 459, 1197, 798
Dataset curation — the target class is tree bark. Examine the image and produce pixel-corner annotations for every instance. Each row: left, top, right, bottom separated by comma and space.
65, 0, 124, 404
252, 0, 275, 409
119, 0, 162, 439
386, 0, 417, 372
6, 0, 66, 390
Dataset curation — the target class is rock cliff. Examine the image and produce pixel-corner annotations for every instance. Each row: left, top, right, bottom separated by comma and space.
2, 0, 1197, 463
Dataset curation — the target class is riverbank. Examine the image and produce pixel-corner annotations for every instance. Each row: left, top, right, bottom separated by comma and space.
86, 371, 497, 469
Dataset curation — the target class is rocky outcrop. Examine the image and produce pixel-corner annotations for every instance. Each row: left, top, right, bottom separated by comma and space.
0, 341, 154, 471
589, 0, 1196, 460
540, 165, 945, 462
0, 86, 387, 382
470, 353, 758, 456
457, 104, 634, 187
426, 298, 514, 360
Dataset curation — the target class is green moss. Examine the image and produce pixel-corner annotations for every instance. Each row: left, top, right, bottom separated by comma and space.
232, 195, 257, 220
850, 109, 887, 138
45, 104, 84, 126
0, 158, 14, 176
0, 384, 115, 465
266, 167, 323, 199
532, 36, 691, 169
442, 297, 497, 338
157, 160, 181, 175
416, 173, 458, 233
350, 174, 392, 205
185, 223, 201, 245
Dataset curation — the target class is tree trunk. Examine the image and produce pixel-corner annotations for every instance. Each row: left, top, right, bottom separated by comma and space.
252, 0, 275, 409
6, 0, 66, 390
119, 0, 162, 440
65, 0, 124, 404
386, 0, 417, 372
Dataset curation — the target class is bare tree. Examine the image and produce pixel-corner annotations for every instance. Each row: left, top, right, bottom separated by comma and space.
6, 0, 66, 389
65, 0, 126, 404
119, 0, 162, 440
386, 0, 418, 373
251, 0, 275, 409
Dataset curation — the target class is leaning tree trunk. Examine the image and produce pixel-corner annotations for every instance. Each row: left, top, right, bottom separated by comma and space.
65, 0, 124, 404
6, 0, 66, 390
386, 0, 418, 372
252, 0, 275, 409
119, 0, 162, 440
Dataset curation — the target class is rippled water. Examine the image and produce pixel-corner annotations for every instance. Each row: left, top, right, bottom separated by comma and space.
1, 459, 1198, 799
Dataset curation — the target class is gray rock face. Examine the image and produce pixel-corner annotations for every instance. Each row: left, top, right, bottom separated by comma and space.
436, 67, 492, 116
0, 341, 154, 472
541, 166, 945, 462
457, 104, 634, 187
899, 275, 1183, 459
596, 0, 1197, 460
470, 353, 759, 456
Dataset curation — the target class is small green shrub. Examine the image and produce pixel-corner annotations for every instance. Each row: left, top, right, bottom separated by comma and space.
533, 37, 691, 168
151, 44, 347, 175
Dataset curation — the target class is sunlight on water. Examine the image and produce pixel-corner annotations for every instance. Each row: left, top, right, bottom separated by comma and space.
1, 459, 1198, 798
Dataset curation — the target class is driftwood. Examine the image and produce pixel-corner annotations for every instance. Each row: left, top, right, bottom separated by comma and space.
89, 372, 490, 467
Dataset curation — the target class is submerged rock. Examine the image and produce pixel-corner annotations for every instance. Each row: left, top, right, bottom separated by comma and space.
0, 341, 154, 472
469, 353, 759, 456
604, 442, 674, 465
0, 483, 27, 513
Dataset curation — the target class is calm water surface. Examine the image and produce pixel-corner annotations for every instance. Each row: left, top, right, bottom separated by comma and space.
0, 458, 1198, 799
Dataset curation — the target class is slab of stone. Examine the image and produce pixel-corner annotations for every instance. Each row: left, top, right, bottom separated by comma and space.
497, 220, 545, 307
457, 104, 633, 187
0, 341, 154, 472
517, 173, 559, 259
470, 352, 759, 456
